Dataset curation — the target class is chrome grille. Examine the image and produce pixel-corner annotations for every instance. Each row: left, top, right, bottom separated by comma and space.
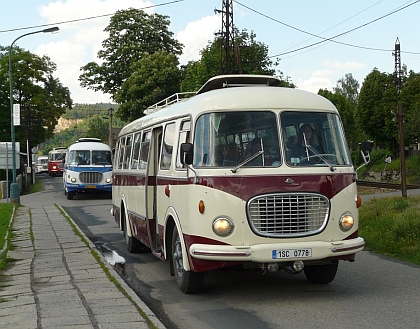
79, 171, 103, 183
247, 193, 329, 237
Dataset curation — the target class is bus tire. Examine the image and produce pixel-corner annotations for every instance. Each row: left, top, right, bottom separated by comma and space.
171, 225, 204, 294
304, 261, 338, 284
67, 191, 74, 200
123, 215, 146, 253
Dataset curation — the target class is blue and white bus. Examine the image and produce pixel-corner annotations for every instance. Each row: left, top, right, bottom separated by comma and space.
63, 138, 113, 200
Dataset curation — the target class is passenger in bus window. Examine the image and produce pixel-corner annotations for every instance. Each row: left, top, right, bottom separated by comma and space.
244, 137, 263, 166
77, 155, 86, 165
217, 142, 240, 166
290, 124, 321, 165
285, 135, 298, 162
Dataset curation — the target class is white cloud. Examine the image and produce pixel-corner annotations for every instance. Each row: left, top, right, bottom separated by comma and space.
297, 60, 366, 94
34, 0, 153, 103
177, 15, 220, 64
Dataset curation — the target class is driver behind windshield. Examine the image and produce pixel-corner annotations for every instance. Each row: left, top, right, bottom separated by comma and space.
290, 124, 321, 165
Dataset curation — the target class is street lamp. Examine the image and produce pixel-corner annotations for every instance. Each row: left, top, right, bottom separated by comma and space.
9, 26, 59, 204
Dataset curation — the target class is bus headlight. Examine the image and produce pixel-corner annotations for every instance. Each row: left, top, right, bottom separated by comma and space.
339, 213, 354, 231
106, 178, 112, 183
212, 217, 234, 237
71, 177, 76, 183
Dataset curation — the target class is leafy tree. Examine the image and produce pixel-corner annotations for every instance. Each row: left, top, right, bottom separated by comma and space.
0, 46, 72, 150
318, 89, 359, 151
115, 51, 183, 121
356, 68, 398, 150
180, 29, 293, 92
333, 73, 360, 108
79, 8, 183, 99
400, 70, 420, 145
86, 116, 109, 142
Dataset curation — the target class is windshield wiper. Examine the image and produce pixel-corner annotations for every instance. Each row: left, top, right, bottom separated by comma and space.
305, 144, 336, 172
231, 150, 264, 173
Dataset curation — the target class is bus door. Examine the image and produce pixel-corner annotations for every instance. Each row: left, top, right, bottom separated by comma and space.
145, 127, 163, 255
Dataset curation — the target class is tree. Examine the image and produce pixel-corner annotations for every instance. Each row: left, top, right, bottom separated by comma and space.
356, 68, 398, 150
79, 9, 183, 99
0, 46, 72, 149
399, 70, 420, 145
180, 29, 294, 92
318, 89, 359, 151
86, 116, 109, 142
333, 73, 360, 108
115, 51, 183, 121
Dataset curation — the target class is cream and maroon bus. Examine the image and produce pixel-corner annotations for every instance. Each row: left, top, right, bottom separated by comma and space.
111, 75, 365, 293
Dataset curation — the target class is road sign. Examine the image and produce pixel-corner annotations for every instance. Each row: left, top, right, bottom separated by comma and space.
0, 142, 20, 169
13, 104, 21, 126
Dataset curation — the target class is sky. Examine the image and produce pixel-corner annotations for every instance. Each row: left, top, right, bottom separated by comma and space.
1, 0, 419, 105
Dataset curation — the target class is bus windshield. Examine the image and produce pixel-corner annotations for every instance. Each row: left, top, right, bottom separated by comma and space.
193, 111, 280, 167
50, 152, 65, 161
68, 150, 112, 165
193, 110, 351, 168
281, 111, 351, 167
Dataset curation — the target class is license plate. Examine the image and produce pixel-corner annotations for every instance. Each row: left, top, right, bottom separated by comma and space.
85, 185, 96, 189
272, 249, 312, 259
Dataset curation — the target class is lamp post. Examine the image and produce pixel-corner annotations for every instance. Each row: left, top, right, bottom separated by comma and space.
9, 26, 59, 204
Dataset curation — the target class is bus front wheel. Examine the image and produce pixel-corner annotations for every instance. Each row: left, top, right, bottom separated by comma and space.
304, 261, 338, 284
123, 214, 146, 253
67, 191, 74, 200
171, 225, 204, 294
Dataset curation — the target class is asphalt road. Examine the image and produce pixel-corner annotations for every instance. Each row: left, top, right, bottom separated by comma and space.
34, 174, 420, 329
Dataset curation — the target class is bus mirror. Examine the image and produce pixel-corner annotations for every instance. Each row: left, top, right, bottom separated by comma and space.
180, 143, 193, 165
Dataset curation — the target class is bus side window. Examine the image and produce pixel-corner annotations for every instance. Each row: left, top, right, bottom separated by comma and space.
139, 131, 151, 169
160, 123, 176, 170
123, 134, 133, 169
176, 121, 190, 169
131, 132, 141, 169
117, 137, 125, 169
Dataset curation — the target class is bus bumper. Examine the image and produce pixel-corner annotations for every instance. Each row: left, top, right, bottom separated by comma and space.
189, 237, 365, 263
66, 183, 112, 193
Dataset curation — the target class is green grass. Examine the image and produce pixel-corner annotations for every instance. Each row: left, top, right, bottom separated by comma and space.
21, 180, 43, 195
0, 203, 14, 268
359, 195, 420, 265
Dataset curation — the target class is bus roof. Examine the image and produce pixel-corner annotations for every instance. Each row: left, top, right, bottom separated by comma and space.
77, 138, 102, 143
196, 74, 281, 94
49, 147, 67, 154
119, 75, 337, 137
67, 141, 111, 152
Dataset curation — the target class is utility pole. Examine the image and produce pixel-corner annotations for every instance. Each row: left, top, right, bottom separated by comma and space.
215, 0, 235, 74
393, 38, 407, 198
25, 103, 33, 185
108, 108, 113, 148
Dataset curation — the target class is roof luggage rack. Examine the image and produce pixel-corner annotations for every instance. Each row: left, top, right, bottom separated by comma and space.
145, 92, 196, 115
196, 74, 281, 94
144, 74, 281, 115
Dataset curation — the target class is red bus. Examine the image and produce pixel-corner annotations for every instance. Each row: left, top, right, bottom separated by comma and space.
48, 147, 66, 176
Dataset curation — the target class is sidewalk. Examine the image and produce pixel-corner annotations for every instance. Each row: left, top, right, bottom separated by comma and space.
0, 202, 165, 329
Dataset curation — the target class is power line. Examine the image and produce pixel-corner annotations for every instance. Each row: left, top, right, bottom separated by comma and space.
278, 0, 387, 55
0, 0, 184, 34
233, 0, 420, 57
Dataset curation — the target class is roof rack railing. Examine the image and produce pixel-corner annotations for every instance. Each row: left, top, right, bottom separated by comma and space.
145, 92, 196, 115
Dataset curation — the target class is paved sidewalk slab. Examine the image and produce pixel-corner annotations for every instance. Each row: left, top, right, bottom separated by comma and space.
0, 205, 165, 329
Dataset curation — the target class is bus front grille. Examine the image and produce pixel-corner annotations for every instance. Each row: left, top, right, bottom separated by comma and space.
79, 171, 103, 183
247, 193, 330, 237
